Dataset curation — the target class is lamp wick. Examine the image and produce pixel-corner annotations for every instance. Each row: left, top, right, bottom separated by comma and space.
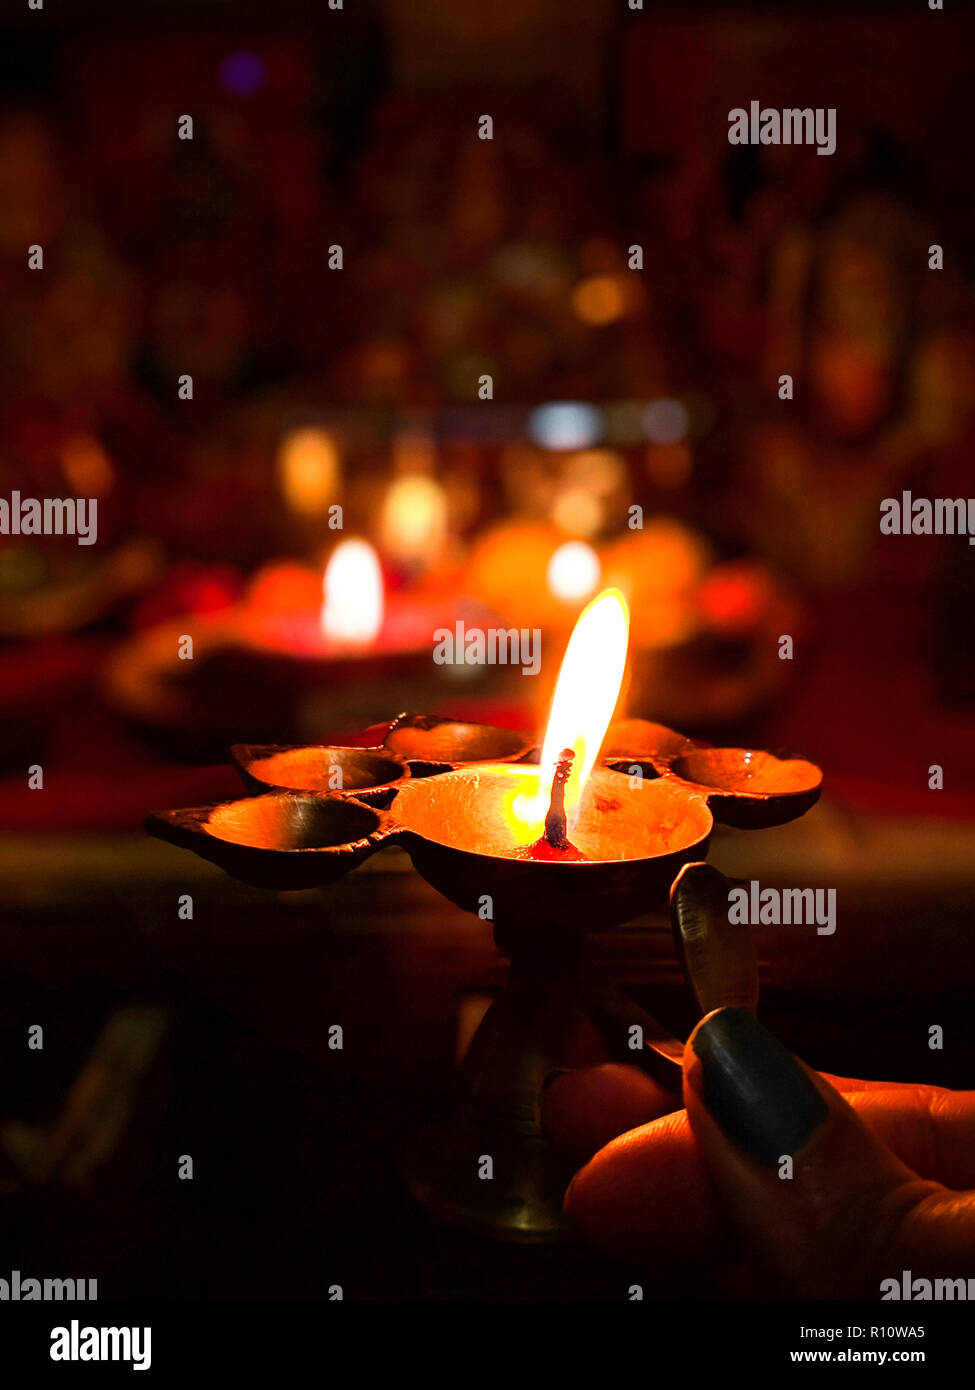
543, 747, 575, 849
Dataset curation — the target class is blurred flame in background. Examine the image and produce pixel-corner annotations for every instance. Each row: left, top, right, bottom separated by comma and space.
546, 540, 601, 602
320, 539, 384, 645
379, 472, 448, 567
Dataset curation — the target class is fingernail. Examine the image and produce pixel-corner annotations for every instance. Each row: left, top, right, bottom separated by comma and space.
671, 863, 759, 1016
671, 861, 729, 927
690, 1008, 828, 1165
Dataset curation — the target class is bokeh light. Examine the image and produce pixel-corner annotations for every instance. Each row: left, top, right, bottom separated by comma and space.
546, 540, 601, 602
551, 487, 604, 538
277, 428, 341, 518
379, 473, 448, 566
642, 397, 690, 445
59, 434, 115, 495
528, 402, 603, 450
321, 539, 384, 645
572, 275, 628, 326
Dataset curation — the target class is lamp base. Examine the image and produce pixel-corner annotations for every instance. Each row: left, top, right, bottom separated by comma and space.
403, 946, 630, 1243
404, 1106, 576, 1244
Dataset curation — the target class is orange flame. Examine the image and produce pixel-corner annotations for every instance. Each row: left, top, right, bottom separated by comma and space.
512, 587, 630, 835
320, 539, 384, 645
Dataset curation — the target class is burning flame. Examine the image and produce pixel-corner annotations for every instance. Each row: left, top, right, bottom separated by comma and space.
320, 539, 384, 645
512, 587, 630, 835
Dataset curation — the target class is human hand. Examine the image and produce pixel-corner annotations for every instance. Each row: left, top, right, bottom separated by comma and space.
544, 867, 975, 1302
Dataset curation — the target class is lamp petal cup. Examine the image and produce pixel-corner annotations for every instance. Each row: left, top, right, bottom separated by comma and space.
382, 712, 534, 766
149, 717, 822, 916
146, 793, 387, 891
232, 744, 410, 800
668, 746, 823, 829
232, 717, 535, 800
602, 717, 698, 770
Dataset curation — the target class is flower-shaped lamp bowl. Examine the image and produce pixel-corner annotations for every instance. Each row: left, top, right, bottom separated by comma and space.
148, 713, 822, 926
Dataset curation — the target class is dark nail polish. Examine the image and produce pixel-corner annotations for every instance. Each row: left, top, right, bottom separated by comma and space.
691, 1008, 828, 1165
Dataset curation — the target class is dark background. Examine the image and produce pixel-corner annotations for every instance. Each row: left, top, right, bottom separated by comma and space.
1, 0, 974, 1299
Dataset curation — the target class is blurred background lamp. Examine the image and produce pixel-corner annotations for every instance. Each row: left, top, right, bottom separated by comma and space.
320, 539, 384, 645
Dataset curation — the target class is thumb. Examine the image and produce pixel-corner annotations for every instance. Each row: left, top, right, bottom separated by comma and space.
684, 1008, 975, 1298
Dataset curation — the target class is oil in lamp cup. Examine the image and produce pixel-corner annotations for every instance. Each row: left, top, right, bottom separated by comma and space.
382, 761, 714, 932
